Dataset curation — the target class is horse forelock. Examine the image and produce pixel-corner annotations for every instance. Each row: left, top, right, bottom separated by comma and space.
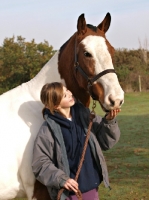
86, 24, 97, 32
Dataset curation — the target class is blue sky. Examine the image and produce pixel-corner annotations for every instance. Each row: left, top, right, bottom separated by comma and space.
0, 0, 149, 50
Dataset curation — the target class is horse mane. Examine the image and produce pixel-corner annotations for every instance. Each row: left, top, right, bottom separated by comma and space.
59, 34, 74, 52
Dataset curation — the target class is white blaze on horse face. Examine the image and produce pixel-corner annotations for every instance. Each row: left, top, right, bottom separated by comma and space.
81, 35, 124, 110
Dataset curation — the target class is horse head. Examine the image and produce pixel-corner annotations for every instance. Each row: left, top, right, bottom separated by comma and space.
58, 13, 124, 111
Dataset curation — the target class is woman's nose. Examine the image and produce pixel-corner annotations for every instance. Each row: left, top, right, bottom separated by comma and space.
68, 90, 72, 96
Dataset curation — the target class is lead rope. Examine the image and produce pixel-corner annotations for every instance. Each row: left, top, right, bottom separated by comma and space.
57, 100, 96, 200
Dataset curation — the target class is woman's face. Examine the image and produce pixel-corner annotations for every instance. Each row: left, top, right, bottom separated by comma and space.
57, 86, 75, 109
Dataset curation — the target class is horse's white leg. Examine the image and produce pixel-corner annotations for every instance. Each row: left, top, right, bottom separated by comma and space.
24, 185, 36, 200
19, 142, 36, 200
0, 148, 21, 200
19, 174, 35, 200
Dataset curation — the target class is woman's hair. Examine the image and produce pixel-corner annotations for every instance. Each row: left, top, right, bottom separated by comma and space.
40, 82, 64, 116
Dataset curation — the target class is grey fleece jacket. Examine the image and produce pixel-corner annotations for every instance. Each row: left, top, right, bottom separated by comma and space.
32, 103, 121, 200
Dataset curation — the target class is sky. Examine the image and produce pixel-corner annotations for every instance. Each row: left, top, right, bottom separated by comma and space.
0, 0, 149, 50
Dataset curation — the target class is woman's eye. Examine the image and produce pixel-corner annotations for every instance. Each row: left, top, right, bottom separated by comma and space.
84, 51, 92, 57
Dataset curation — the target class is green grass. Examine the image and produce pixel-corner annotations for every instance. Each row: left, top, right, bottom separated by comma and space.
15, 92, 149, 200
94, 92, 149, 200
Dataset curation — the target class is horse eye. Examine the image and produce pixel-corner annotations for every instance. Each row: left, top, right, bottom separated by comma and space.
84, 51, 92, 57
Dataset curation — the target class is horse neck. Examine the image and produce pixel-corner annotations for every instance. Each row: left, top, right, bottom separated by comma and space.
58, 34, 90, 107
27, 51, 61, 100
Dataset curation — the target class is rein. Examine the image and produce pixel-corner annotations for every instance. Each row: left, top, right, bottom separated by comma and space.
74, 36, 116, 100
57, 101, 96, 200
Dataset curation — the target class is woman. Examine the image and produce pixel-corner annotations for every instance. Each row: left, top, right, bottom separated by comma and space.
32, 82, 121, 200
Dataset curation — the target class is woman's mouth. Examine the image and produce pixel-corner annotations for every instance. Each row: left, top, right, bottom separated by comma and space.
70, 98, 74, 102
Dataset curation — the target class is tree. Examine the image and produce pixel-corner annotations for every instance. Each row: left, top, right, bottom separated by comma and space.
113, 48, 149, 91
0, 36, 56, 94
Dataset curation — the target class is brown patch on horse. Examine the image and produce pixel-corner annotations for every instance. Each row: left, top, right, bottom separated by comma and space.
32, 180, 51, 200
58, 34, 90, 105
58, 38, 91, 106
91, 83, 105, 105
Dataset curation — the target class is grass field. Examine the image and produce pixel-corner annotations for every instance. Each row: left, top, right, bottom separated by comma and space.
96, 92, 149, 200
15, 92, 149, 200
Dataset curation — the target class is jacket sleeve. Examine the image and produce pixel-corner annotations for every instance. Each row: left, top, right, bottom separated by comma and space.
32, 123, 69, 189
92, 115, 121, 151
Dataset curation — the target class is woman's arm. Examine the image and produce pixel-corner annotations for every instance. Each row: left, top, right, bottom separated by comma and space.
32, 125, 69, 189
92, 109, 121, 151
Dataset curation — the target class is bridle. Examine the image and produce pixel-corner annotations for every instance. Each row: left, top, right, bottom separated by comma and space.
74, 37, 116, 100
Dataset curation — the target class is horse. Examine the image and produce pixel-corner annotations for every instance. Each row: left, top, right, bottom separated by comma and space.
0, 13, 124, 200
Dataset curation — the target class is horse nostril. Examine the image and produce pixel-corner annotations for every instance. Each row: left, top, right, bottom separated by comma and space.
120, 100, 123, 106
108, 96, 115, 106
108, 95, 124, 107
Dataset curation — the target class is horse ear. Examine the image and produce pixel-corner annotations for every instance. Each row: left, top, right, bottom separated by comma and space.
97, 12, 111, 33
77, 13, 87, 35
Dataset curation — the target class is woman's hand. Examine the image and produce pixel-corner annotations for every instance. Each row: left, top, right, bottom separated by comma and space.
63, 178, 78, 193
105, 109, 121, 120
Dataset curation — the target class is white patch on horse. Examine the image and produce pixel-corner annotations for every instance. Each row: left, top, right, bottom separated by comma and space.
82, 36, 113, 72
82, 36, 124, 110
0, 51, 61, 200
